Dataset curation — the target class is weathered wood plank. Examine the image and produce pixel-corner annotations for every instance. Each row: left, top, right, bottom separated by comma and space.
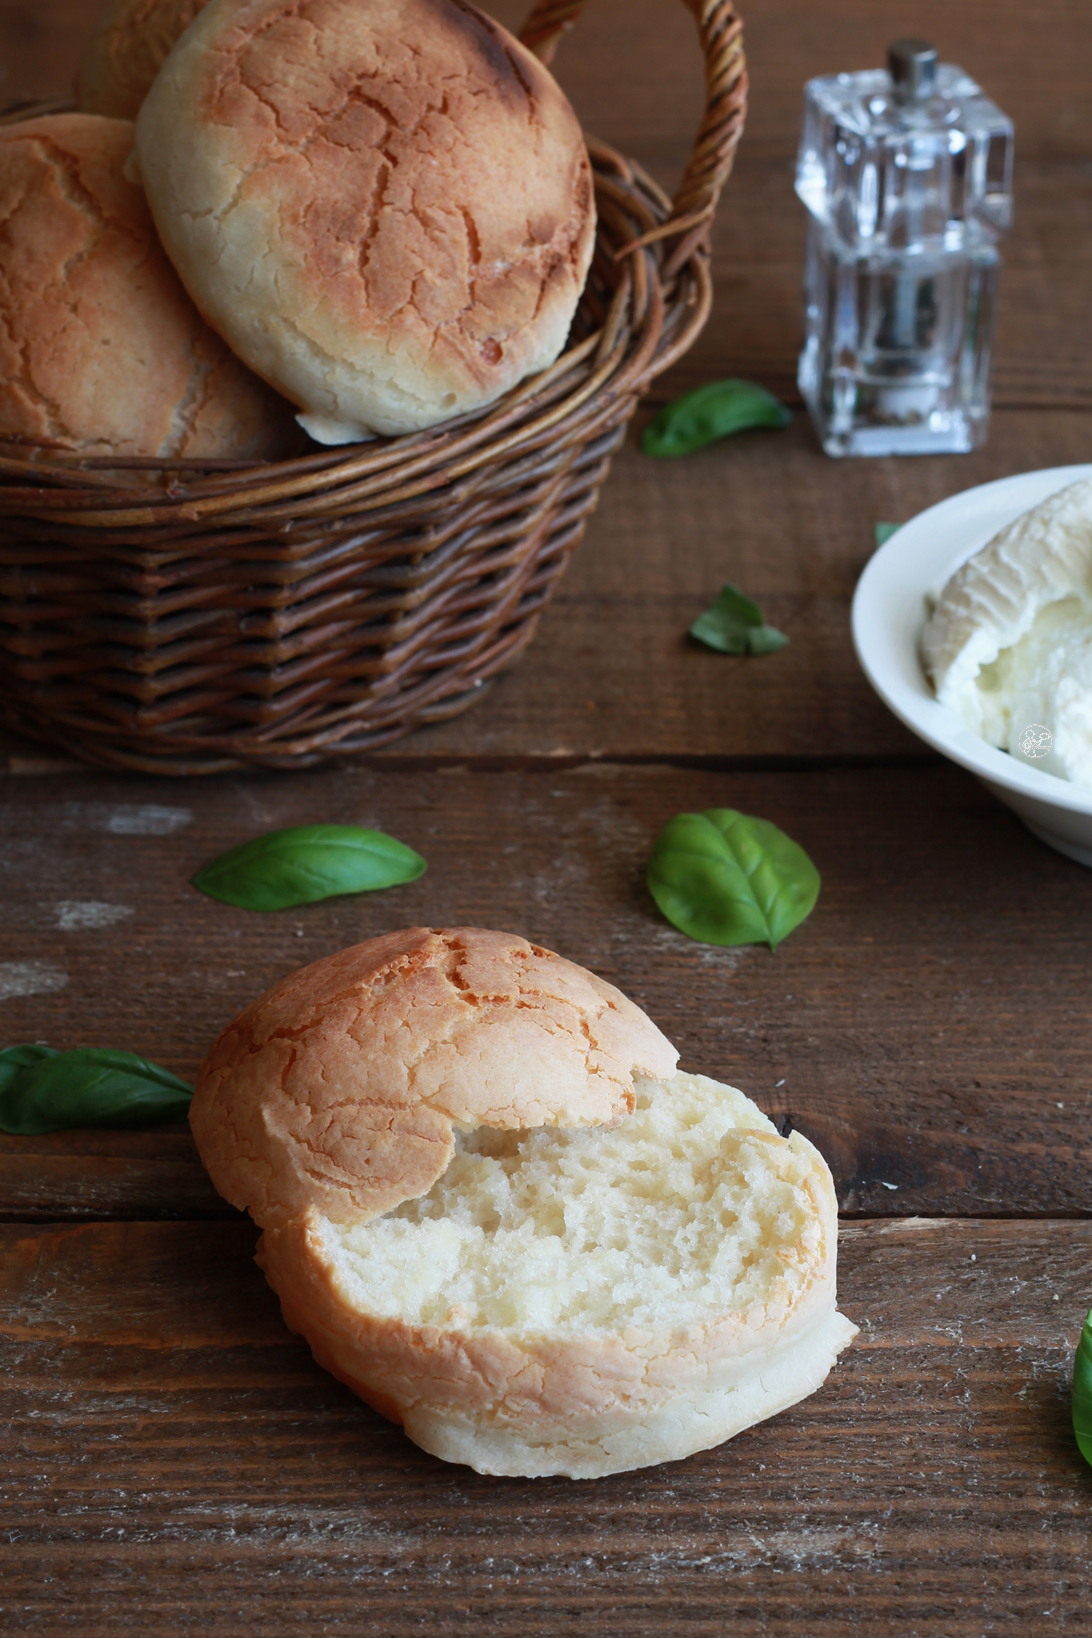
392, 407, 1088, 765
1, 760, 1090, 1219
525, 0, 1092, 166
9, 0, 1092, 167
0, 1131, 230, 1220
1, 1217, 1089, 1635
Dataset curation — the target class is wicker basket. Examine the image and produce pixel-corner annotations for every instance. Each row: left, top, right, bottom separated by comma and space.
0, 0, 746, 774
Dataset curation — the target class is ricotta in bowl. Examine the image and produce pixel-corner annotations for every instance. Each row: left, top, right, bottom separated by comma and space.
920, 477, 1092, 790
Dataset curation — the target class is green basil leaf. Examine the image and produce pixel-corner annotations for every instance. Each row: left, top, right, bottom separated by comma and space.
641, 380, 792, 458
690, 584, 788, 656
0, 1042, 58, 1097
1075, 1309, 1092, 1468
0, 1046, 193, 1135
647, 808, 820, 950
745, 625, 790, 655
874, 522, 902, 546
193, 823, 427, 911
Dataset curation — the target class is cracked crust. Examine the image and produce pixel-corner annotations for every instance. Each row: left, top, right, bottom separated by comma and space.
190, 927, 679, 1228
0, 113, 296, 458
135, 0, 596, 440
77, 0, 210, 119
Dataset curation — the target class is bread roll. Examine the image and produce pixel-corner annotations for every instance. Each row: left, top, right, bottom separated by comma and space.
259, 1073, 857, 1478
135, 0, 596, 443
0, 113, 296, 459
190, 927, 679, 1228
77, 0, 210, 119
191, 928, 856, 1478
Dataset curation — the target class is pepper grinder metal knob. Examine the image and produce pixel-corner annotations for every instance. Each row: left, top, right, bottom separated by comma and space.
888, 38, 938, 103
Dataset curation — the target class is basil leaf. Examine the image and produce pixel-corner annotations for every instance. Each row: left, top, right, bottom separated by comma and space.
875, 523, 902, 546
745, 626, 790, 655
647, 808, 820, 950
0, 1042, 58, 1096
0, 1046, 193, 1135
690, 583, 788, 656
193, 824, 427, 911
642, 380, 791, 458
1075, 1309, 1092, 1468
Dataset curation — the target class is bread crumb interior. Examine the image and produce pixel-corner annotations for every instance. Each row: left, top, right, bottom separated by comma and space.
325, 1073, 821, 1336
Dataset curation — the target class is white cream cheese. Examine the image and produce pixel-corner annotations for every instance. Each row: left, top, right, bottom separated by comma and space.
974, 596, 1092, 784
921, 477, 1092, 790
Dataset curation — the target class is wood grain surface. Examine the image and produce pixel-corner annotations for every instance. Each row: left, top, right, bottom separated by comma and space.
2, 1217, 1089, 1634
1, 0, 1090, 1632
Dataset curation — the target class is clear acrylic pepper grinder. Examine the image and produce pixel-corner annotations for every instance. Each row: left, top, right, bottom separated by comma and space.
796, 40, 1013, 456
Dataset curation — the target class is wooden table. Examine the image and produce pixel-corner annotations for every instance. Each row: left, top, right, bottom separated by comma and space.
2, 2, 1090, 1631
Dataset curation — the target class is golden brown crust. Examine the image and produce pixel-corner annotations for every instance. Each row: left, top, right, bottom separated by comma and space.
77, 0, 210, 120
190, 927, 679, 1228
0, 113, 296, 458
135, 0, 596, 437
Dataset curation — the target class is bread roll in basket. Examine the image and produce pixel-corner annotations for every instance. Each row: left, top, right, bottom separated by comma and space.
0, 0, 747, 774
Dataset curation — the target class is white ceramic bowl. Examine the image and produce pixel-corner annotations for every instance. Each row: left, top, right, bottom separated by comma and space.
852, 462, 1092, 868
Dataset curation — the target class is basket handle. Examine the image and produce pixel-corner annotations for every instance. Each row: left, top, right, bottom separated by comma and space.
519, 0, 747, 275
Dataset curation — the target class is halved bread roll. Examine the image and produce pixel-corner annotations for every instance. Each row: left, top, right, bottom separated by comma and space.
191, 929, 857, 1477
